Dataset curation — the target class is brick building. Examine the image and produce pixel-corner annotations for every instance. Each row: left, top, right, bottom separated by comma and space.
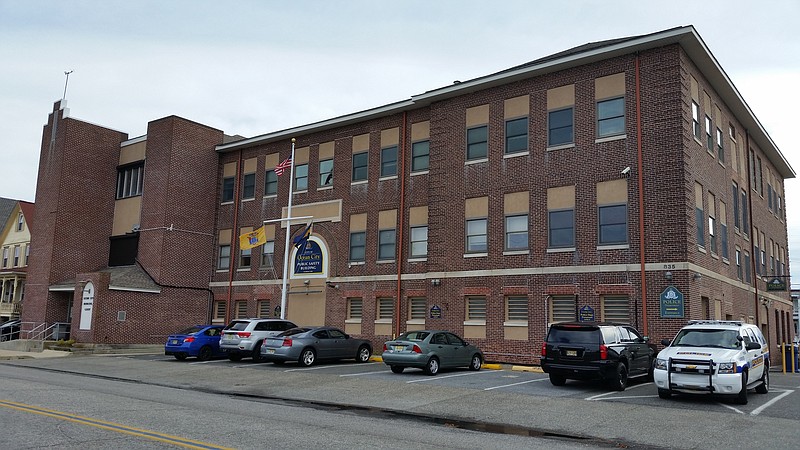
22, 26, 794, 365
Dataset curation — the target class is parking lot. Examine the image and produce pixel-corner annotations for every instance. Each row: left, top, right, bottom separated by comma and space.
126, 353, 800, 421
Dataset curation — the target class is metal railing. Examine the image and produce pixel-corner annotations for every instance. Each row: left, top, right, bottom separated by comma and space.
20, 322, 71, 341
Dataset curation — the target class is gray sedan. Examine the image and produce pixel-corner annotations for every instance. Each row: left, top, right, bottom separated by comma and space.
382, 330, 483, 375
260, 326, 373, 367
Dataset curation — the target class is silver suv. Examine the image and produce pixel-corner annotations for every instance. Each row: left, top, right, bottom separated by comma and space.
220, 318, 297, 362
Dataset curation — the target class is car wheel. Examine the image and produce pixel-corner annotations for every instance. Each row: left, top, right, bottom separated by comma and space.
734, 370, 749, 405
197, 346, 213, 361
423, 357, 440, 376
300, 348, 316, 367
756, 366, 769, 394
549, 374, 567, 386
609, 363, 628, 391
251, 342, 264, 363
468, 354, 482, 371
657, 388, 672, 399
390, 365, 404, 374
228, 354, 242, 362
173, 353, 187, 361
356, 345, 371, 363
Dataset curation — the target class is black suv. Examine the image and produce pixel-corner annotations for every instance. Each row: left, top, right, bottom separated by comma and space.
541, 322, 655, 391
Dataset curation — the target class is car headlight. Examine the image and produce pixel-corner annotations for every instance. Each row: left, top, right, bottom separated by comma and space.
655, 358, 667, 370
717, 362, 735, 374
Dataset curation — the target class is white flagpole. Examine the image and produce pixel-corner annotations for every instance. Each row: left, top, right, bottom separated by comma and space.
279, 138, 296, 320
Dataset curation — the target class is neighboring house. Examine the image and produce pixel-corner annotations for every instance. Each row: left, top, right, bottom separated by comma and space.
0, 200, 33, 322
22, 26, 795, 364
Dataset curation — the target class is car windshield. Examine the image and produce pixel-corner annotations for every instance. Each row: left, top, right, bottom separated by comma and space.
398, 331, 430, 342
547, 327, 600, 344
177, 326, 204, 335
672, 329, 741, 349
224, 321, 250, 331
278, 327, 311, 337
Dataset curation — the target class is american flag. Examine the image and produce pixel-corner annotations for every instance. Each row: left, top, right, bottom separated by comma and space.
275, 157, 292, 176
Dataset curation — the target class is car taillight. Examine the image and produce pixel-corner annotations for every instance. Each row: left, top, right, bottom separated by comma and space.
237, 332, 251, 338
412, 344, 422, 353
382, 344, 388, 352
183, 337, 195, 343
600, 344, 608, 360
282, 338, 292, 347
541, 342, 546, 357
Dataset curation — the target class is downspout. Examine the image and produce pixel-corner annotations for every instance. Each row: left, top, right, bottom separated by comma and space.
226, 150, 243, 324
635, 54, 649, 336
395, 112, 408, 338
745, 131, 760, 326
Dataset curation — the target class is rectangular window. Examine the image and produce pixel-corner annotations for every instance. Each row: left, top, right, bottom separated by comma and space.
551, 295, 577, 323
261, 241, 275, 267
213, 301, 226, 322
716, 128, 724, 163
116, 163, 144, 199
744, 252, 751, 284
13, 246, 20, 267
239, 248, 251, 268
218, 245, 231, 270
721, 223, 729, 260
692, 102, 701, 139
741, 190, 748, 236
548, 209, 575, 248
506, 296, 528, 321
409, 297, 426, 320
598, 204, 627, 245
732, 182, 740, 230
380, 146, 398, 177
505, 214, 528, 250
410, 225, 428, 258
319, 159, 333, 186
411, 140, 429, 172
466, 125, 488, 160
465, 218, 487, 253
378, 229, 396, 260
705, 115, 713, 150
505, 117, 528, 154
736, 248, 742, 280
466, 296, 486, 321
16, 213, 24, 232
708, 215, 716, 254
1, 247, 7, 268
347, 298, 363, 319
222, 176, 235, 202
548, 107, 573, 146
377, 298, 394, 320
695, 183, 704, 248
258, 300, 271, 318
264, 169, 278, 196
294, 163, 308, 191
352, 152, 368, 182
602, 296, 629, 322
349, 231, 366, 261
757, 156, 764, 195
242, 173, 256, 199
235, 301, 247, 319
597, 97, 625, 137
754, 236, 761, 276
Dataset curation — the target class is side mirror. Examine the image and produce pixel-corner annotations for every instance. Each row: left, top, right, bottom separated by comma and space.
661, 339, 672, 347
745, 342, 761, 351
344, 334, 350, 339
642, 336, 650, 342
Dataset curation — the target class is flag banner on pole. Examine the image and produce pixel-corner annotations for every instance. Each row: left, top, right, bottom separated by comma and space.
292, 223, 313, 250
239, 226, 267, 251
275, 157, 292, 176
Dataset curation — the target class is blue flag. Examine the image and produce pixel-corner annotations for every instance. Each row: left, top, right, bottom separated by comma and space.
293, 223, 313, 250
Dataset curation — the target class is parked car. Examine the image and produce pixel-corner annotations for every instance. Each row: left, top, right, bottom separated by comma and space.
382, 330, 483, 376
540, 322, 655, 391
654, 320, 769, 405
164, 325, 225, 361
220, 318, 297, 362
0, 320, 21, 342
260, 326, 373, 366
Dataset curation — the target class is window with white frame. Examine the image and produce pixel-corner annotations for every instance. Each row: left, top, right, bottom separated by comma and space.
410, 226, 428, 258
692, 102, 701, 139
218, 245, 231, 270
505, 214, 528, 250
705, 115, 713, 150
465, 218, 487, 253
261, 241, 275, 267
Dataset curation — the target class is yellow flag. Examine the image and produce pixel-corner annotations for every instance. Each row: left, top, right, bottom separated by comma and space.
239, 226, 266, 251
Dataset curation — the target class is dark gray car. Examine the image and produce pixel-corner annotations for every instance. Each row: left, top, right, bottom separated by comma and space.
382, 330, 483, 375
260, 326, 373, 366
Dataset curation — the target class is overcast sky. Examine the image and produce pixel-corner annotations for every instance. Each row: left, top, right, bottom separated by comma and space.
1, 1, 799, 283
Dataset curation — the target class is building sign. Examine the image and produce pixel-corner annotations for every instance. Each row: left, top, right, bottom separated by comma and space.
766, 277, 787, 291
291, 236, 328, 278
79, 282, 95, 330
579, 305, 595, 322
660, 286, 684, 318
430, 305, 441, 319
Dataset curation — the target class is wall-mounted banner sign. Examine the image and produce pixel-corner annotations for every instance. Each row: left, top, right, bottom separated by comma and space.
660, 285, 684, 318
293, 239, 324, 276
579, 305, 595, 322
766, 277, 787, 291
430, 305, 442, 319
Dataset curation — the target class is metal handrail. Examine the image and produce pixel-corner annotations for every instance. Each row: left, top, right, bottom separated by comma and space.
20, 322, 69, 341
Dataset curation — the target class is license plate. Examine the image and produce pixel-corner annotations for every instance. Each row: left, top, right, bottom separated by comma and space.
223, 334, 234, 340
566, 350, 577, 357
171, 340, 179, 345
265, 348, 275, 354
393, 345, 404, 352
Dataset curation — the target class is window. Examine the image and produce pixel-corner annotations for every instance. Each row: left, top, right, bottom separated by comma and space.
116, 163, 144, 199
732, 182, 740, 230
410, 226, 428, 258
757, 156, 763, 195
716, 128, 724, 163
695, 184, 705, 248
691, 102, 701, 139
744, 252, 751, 284
380, 146, 397, 177
597, 97, 624, 137
378, 229, 396, 261
235, 301, 247, 319
239, 247, 251, 268
549, 209, 575, 248
261, 241, 275, 267
213, 301, 226, 322
347, 298, 363, 320
294, 163, 308, 191
466, 296, 486, 321
466, 125, 488, 160
551, 296, 577, 322
598, 204, 627, 245
708, 216, 717, 254
16, 213, 24, 232
319, 159, 333, 186
349, 231, 366, 261
352, 152, 368, 182
218, 245, 231, 270
1, 247, 7, 268
505, 215, 528, 250
720, 218, 729, 260
264, 169, 277, 196
377, 298, 394, 320
242, 173, 256, 199
13, 246, 20, 267
465, 218, 487, 253
603, 296, 629, 322
754, 234, 761, 276
705, 115, 713, 150
506, 296, 528, 322
411, 140, 429, 172
548, 107, 573, 146
409, 297, 426, 320
258, 300, 271, 318
735, 248, 742, 280
741, 189, 748, 236
505, 117, 528, 154
222, 176, 235, 202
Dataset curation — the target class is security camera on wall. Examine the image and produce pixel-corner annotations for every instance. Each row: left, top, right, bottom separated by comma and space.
621, 166, 631, 176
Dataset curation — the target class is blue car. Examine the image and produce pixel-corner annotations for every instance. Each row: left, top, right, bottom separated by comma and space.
164, 325, 224, 361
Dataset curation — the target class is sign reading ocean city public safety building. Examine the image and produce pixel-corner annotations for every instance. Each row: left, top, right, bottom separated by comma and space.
293, 238, 324, 276
660, 286, 684, 318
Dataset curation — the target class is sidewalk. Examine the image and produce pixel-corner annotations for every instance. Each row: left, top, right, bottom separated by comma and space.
0, 348, 71, 360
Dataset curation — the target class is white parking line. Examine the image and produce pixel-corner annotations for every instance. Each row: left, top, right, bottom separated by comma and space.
188, 359, 229, 365
284, 362, 378, 373
484, 377, 549, 391
717, 403, 744, 414
406, 370, 496, 383
751, 389, 793, 416
585, 382, 653, 401
339, 370, 388, 377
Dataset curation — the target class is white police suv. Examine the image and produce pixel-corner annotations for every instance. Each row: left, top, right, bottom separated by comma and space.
654, 320, 769, 405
